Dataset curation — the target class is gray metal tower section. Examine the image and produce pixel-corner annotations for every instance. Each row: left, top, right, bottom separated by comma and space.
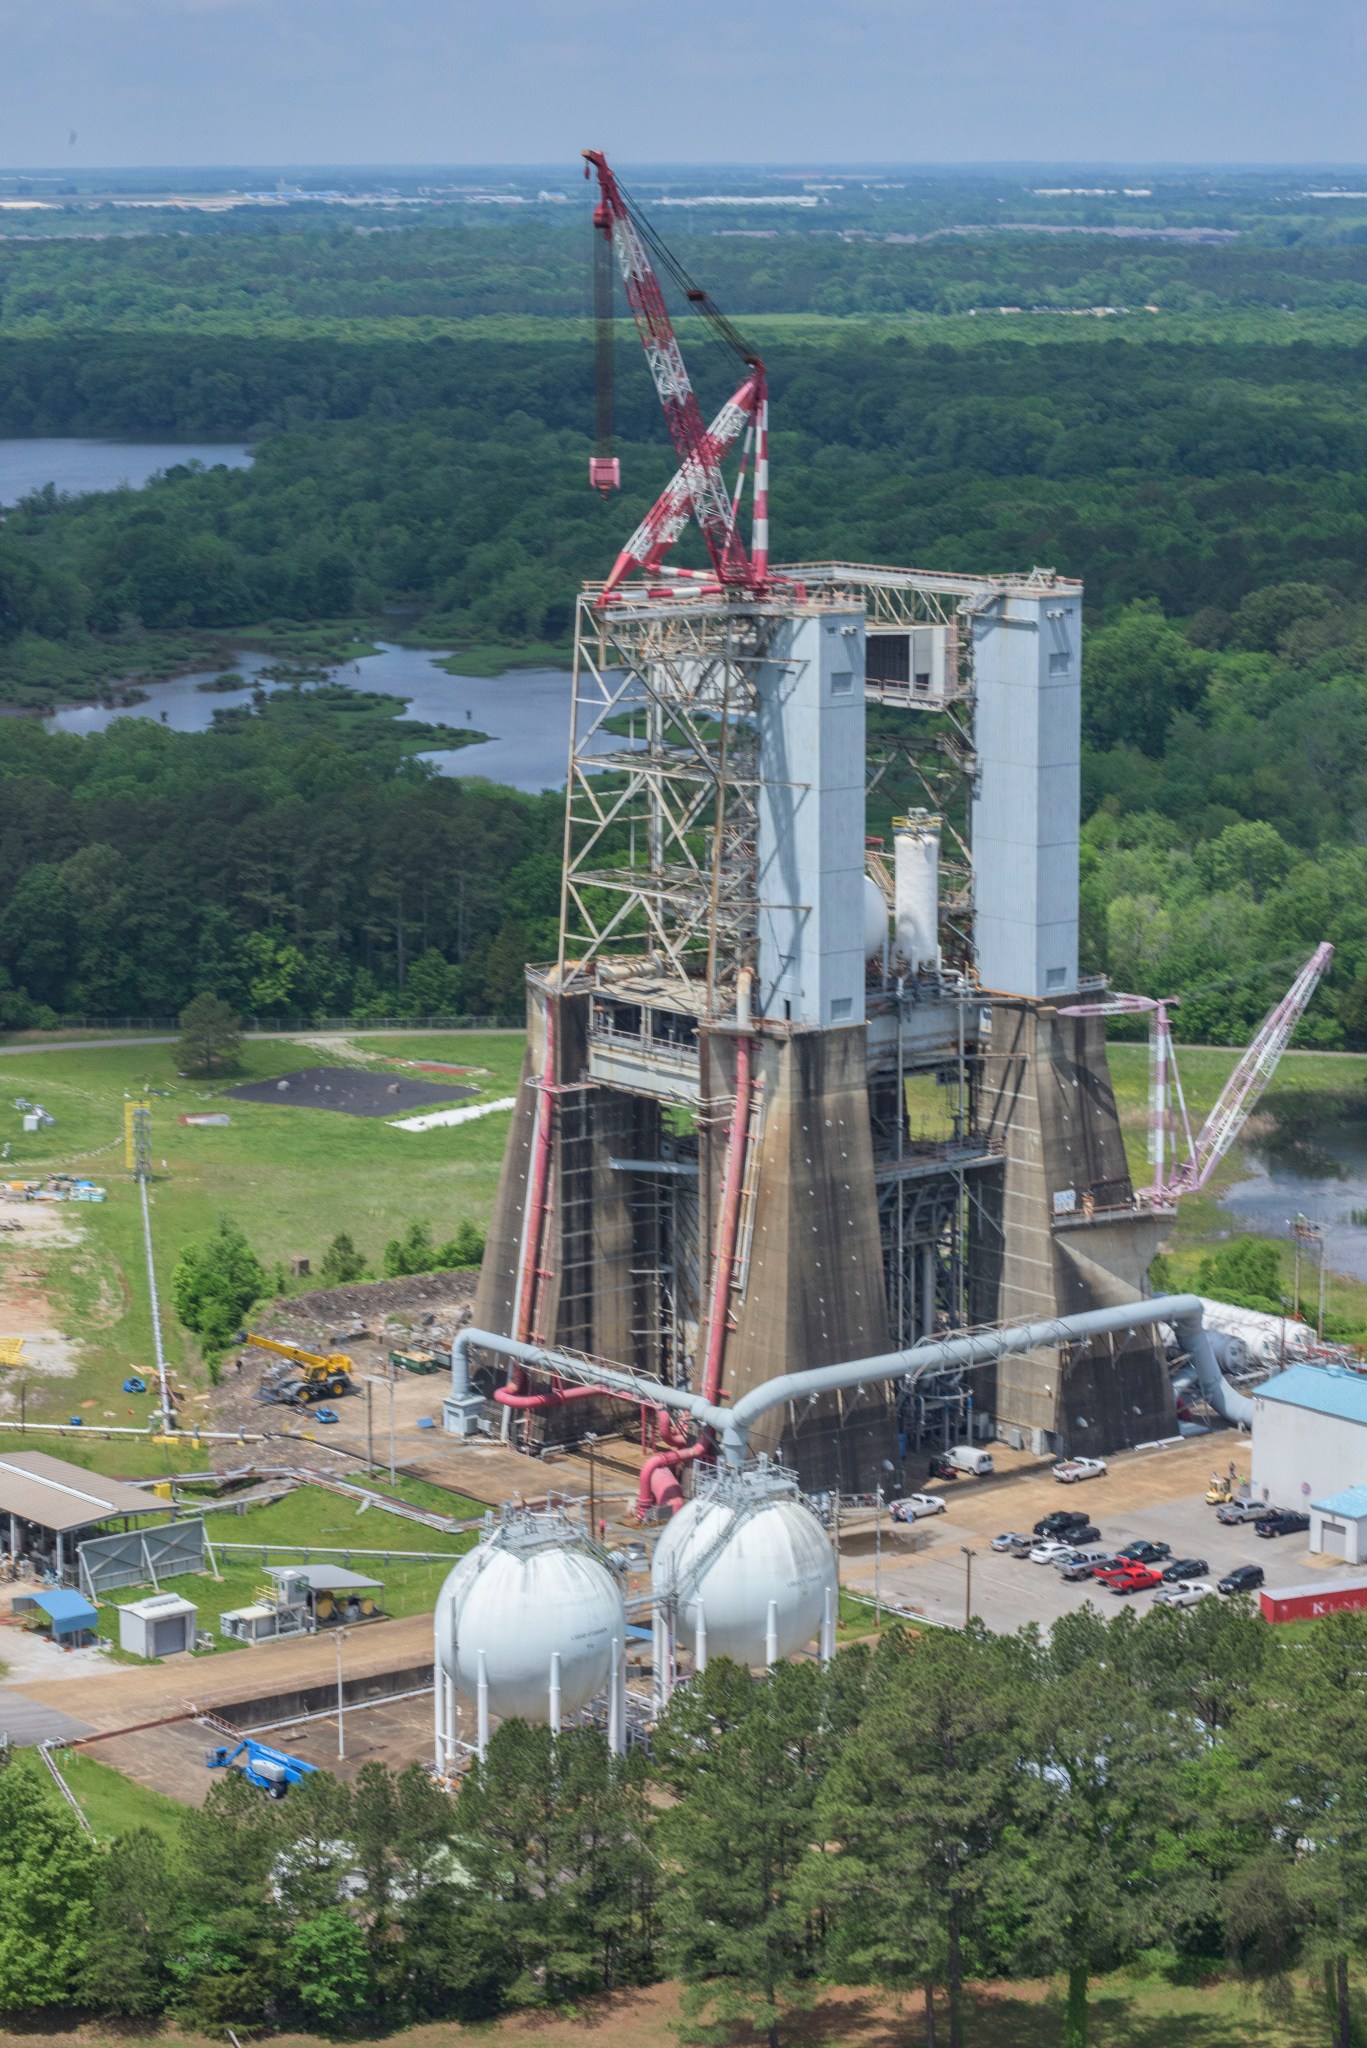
970, 587, 1081, 999
755, 608, 867, 1027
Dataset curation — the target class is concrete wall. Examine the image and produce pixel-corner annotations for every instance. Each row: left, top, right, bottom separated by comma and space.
755, 608, 868, 1028
971, 589, 1080, 1000
1252, 1398, 1367, 1508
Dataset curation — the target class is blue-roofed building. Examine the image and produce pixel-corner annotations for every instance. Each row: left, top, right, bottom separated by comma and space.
1253, 1365, 1367, 1545
12, 1588, 99, 1644
1309, 1484, 1367, 1566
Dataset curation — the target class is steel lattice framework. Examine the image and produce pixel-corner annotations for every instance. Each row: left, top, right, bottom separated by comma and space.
558, 590, 790, 1012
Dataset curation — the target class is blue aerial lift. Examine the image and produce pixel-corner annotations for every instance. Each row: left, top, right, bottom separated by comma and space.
205, 1737, 318, 1798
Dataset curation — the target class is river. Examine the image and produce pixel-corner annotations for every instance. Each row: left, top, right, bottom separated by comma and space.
1222, 1103, 1367, 1282
45, 643, 631, 795
0, 438, 253, 506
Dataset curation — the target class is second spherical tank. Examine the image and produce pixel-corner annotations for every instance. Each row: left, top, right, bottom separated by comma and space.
435, 1510, 626, 1723
652, 1465, 836, 1666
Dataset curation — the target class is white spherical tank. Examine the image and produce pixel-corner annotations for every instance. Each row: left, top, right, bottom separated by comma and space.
652, 1465, 836, 1667
436, 1510, 625, 1723
863, 875, 889, 961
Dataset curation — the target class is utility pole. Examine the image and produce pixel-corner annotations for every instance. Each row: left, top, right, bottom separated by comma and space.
365, 1378, 374, 1473
388, 1365, 396, 1487
961, 1545, 977, 1629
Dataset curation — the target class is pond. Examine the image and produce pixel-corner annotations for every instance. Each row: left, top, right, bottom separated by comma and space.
0, 438, 254, 506
45, 642, 629, 795
1221, 1096, 1367, 1282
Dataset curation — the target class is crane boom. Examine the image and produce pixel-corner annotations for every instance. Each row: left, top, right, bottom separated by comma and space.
1169, 942, 1334, 1195
584, 150, 767, 598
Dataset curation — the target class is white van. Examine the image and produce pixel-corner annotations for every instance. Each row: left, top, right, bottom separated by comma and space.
946, 1445, 994, 1477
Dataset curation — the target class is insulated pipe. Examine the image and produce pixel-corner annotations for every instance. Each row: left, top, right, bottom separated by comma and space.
450, 1293, 1252, 1465
702, 1034, 754, 1407
637, 1438, 711, 1518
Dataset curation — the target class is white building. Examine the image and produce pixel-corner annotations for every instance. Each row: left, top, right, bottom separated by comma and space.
1309, 1486, 1367, 1566
1251, 1364, 1367, 1515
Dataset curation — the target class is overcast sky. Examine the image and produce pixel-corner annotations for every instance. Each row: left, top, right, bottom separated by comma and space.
2, 0, 1363, 170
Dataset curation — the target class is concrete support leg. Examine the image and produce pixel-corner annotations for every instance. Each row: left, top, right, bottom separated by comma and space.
920, 1242, 936, 1340
695, 1598, 708, 1674
476, 1649, 490, 1761
433, 1616, 446, 1773
765, 1597, 778, 1669
820, 1583, 835, 1666
608, 1637, 623, 1756
549, 1651, 562, 1736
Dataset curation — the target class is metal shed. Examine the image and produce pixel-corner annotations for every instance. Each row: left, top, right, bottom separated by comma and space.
13, 1587, 99, 1645
118, 1590, 198, 1660
0, 1451, 166, 1581
264, 1563, 384, 1625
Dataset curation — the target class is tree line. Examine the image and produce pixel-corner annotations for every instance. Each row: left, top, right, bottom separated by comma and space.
6, 1603, 1367, 2048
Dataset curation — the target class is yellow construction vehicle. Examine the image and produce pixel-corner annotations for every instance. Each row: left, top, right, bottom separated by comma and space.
247, 1334, 354, 1406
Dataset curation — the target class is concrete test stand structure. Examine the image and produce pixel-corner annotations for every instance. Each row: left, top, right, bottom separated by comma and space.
460, 560, 1175, 1486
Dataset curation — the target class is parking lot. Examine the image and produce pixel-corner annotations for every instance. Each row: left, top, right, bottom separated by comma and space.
838, 1437, 1338, 1633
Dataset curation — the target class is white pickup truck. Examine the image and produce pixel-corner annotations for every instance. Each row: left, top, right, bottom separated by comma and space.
1053, 1457, 1108, 1484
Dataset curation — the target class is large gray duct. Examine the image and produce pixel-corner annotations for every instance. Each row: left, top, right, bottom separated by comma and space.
446, 1292, 1252, 1457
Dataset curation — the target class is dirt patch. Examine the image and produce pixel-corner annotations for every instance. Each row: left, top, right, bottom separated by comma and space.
0, 1201, 85, 1390
226, 1066, 475, 1119
207, 1269, 479, 1476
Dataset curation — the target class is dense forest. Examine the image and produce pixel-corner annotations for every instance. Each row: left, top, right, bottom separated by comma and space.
4, 204, 1367, 1036
7, 1609, 1367, 2048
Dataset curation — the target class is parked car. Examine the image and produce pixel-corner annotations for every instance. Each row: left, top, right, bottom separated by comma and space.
1218, 1563, 1266, 1595
1033, 1509, 1093, 1538
926, 1455, 960, 1482
991, 1531, 1031, 1554
1160, 1557, 1210, 1583
1115, 1539, 1172, 1566
890, 1493, 946, 1521
1255, 1508, 1310, 1539
1054, 1547, 1110, 1576
312, 1406, 339, 1425
1029, 1537, 1076, 1564
1053, 1457, 1108, 1484
1057, 1548, 1123, 1581
1216, 1498, 1268, 1525
1152, 1579, 1215, 1609
1101, 1564, 1163, 1596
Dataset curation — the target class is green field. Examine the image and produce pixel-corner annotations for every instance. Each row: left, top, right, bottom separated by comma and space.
0, 1029, 524, 1458
89, 1482, 478, 1657
9, 1744, 185, 1846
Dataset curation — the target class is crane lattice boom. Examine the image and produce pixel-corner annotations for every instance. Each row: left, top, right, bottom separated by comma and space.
583, 150, 768, 600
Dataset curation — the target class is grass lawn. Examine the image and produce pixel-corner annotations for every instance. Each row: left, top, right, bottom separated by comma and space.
92, 1482, 477, 1655
1107, 1042, 1367, 1343
0, 1028, 525, 1466
9, 1744, 184, 1846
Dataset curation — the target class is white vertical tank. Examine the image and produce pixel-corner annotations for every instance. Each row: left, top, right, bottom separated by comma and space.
651, 1462, 836, 1667
894, 811, 941, 974
435, 1506, 625, 1723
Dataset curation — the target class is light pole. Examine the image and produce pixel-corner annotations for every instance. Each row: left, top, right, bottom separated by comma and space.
961, 1545, 977, 1629
387, 1362, 396, 1486
874, 1484, 883, 1626
334, 1626, 349, 1760
365, 1373, 396, 1487
365, 1376, 374, 1473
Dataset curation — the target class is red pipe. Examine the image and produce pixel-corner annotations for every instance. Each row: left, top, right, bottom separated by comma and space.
514, 1003, 556, 1344
702, 1034, 754, 1407
637, 1439, 711, 1518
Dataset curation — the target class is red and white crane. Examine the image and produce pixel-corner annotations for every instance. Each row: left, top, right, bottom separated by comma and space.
583, 150, 769, 600
1061, 943, 1334, 1203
